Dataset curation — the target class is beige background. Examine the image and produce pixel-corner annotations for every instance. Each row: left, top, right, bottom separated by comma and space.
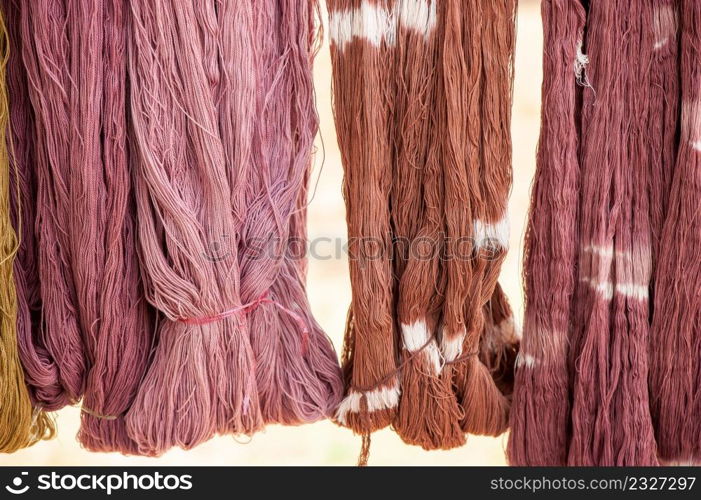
2, 0, 541, 466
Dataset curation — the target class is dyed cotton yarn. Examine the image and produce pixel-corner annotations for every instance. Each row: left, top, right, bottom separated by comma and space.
331, 0, 400, 437
328, 0, 518, 456
125, 0, 341, 455
0, 0, 338, 456
3, 0, 153, 453
16, 0, 87, 411
509, 0, 701, 466
3, 0, 63, 425
73, 0, 154, 453
241, 0, 342, 424
0, 8, 54, 452
649, 0, 701, 465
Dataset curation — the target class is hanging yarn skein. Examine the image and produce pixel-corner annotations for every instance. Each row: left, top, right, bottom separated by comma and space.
126, 0, 340, 453
2, 0, 58, 440
74, 0, 154, 453
126, 0, 263, 454
444, 0, 515, 439
4, 0, 155, 453
508, 0, 586, 466
238, 0, 342, 425
509, 0, 687, 466
0, 8, 53, 452
15, 0, 88, 410
328, 0, 518, 455
330, 0, 400, 434
392, 0, 464, 449
649, 0, 701, 465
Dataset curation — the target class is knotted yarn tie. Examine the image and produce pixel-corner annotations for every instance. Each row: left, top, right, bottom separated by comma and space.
81, 406, 119, 421
82, 293, 311, 423
349, 336, 479, 394
178, 291, 310, 355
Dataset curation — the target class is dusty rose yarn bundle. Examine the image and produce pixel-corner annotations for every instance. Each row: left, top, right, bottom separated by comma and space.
649, 0, 701, 465
241, 0, 342, 425
15, 0, 88, 412
125, 0, 341, 455
1, 0, 341, 455
74, 0, 153, 453
5, 0, 153, 453
509, 0, 701, 466
328, 0, 518, 457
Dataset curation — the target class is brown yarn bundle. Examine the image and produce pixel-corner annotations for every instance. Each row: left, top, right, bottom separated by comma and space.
328, 0, 518, 456
331, 0, 400, 435
448, 0, 514, 438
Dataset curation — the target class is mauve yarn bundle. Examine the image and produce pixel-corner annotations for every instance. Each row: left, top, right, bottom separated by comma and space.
509, 0, 701, 466
3, 0, 58, 445
328, 0, 518, 458
649, 0, 701, 465
16, 0, 88, 412
74, 0, 154, 453
0, 0, 341, 455
241, 0, 342, 424
4, 0, 152, 453
125, 0, 340, 455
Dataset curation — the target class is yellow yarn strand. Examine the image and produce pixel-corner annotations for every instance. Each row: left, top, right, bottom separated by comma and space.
0, 11, 54, 453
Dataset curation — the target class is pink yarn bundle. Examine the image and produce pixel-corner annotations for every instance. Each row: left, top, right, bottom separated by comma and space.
2, 0, 338, 455
75, 0, 153, 453
126, 0, 264, 454
125, 0, 341, 455
509, 0, 699, 466
6, 0, 153, 452
17, 0, 87, 410
566, 0, 657, 465
649, 0, 701, 464
3, 0, 56, 409
242, 0, 342, 424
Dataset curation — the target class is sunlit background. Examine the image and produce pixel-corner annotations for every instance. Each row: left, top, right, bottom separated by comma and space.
2, 0, 542, 466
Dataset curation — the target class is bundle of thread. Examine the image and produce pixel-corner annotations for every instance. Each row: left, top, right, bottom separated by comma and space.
509, 0, 694, 466
0, 0, 341, 455
3, 0, 153, 453
240, 0, 342, 425
649, 0, 701, 465
0, 8, 54, 452
125, 0, 341, 455
14, 0, 87, 412
328, 0, 519, 460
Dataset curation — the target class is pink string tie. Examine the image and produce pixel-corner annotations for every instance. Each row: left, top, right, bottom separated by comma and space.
179, 292, 310, 355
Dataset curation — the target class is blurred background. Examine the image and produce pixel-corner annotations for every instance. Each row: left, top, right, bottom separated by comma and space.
2, 0, 541, 466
